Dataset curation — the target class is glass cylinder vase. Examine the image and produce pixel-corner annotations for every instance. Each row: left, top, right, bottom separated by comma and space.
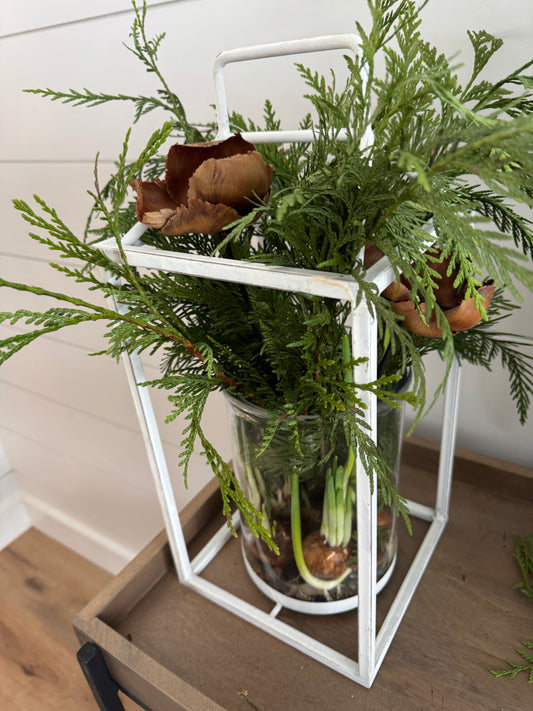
226, 375, 410, 614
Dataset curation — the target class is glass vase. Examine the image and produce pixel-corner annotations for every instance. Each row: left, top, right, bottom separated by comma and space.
226, 375, 410, 614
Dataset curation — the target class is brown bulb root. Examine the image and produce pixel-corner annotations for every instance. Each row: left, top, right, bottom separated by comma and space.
247, 520, 293, 566
377, 508, 392, 529
302, 530, 352, 580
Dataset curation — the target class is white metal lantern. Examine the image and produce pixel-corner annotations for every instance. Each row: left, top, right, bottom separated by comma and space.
98, 34, 461, 688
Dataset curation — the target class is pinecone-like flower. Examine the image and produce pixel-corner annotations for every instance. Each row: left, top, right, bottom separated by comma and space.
131, 134, 273, 235
366, 246, 495, 337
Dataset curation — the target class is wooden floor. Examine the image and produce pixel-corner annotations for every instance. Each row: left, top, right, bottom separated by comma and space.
0, 528, 137, 711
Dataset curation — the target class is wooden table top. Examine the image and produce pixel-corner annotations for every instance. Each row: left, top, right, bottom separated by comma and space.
74, 456, 533, 711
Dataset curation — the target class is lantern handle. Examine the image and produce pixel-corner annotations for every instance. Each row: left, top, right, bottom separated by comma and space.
213, 33, 372, 147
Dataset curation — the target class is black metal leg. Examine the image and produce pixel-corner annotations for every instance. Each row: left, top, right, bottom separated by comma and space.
77, 642, 126, 711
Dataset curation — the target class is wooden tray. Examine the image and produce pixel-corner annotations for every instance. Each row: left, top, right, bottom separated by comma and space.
74, 456, 533, 711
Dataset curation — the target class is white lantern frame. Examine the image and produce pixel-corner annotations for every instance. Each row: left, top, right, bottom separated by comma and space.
98, 34, 461, 688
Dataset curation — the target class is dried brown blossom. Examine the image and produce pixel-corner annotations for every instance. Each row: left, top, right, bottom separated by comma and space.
131, 134, 273, 236
365, 246, 495, 337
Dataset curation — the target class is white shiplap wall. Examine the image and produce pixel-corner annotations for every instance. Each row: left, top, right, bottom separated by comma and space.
0, 440, 30, 550
1, 0, 532, 572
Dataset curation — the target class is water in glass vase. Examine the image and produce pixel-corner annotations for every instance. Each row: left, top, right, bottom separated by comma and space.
226, 376, 410, 614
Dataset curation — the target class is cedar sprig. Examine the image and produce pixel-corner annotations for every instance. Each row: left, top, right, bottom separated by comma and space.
491, 535, 533, 682
125, 0, 202, 141
23, 86, 173, 125
514, 534, 533, 601
491, 641, 533, 683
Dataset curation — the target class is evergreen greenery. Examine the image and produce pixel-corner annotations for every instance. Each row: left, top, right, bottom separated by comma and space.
2, 0, 533, 546
491, 534, 533, 683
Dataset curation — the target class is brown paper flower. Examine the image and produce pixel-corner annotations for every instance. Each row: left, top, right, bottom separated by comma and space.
365, 245, 495, 337
130, 134, 273, 236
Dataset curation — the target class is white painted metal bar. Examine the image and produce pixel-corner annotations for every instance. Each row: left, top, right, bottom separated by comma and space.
102, 274, 192, 582
112, 320, 192, 583
190, 510, 240, 575
238, 126, 374, 149
405, 499, 436, 522
349, 293, 378, 685
100, 229, 397, 304
183, 574, 365, 685
120, 220, 148, 246
373, 516, 447, 680
213, 34, 367, 141
373, 360, 462, 680
240, 128, 350, 145
99, 238, 363, 302
269, 603, 282, 618
214, 33, 364, 67
364, 256, 396, 295
436, 357, 462, 518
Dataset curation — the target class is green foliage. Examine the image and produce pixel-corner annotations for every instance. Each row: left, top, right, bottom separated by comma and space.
491, 535, 533, 682
490, 641, 533, 683
0, 306, 106, 363
24, 85, 174, 124
514, 533, 533, 601
2, 0, 533, 545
